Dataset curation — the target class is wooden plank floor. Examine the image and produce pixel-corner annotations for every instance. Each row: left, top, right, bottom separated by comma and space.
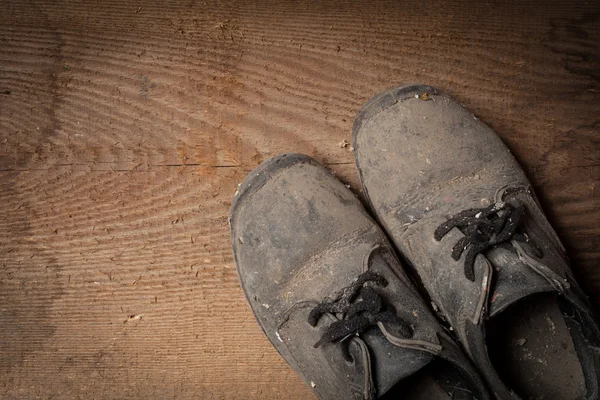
1, 1, 598, 398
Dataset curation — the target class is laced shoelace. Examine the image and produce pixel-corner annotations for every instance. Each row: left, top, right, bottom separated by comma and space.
434, 200, 541, 281
308, 269, 413, 348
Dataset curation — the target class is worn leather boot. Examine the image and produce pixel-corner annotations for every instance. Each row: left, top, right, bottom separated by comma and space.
353, 84, 600, 400
231, 154, 491, 399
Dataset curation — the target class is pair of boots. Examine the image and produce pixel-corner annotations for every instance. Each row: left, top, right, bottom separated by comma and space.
230, 85, 600, 399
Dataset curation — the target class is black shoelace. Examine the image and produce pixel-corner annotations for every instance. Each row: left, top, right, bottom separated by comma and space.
308, 270, 413, 348
434, 201, 540, 281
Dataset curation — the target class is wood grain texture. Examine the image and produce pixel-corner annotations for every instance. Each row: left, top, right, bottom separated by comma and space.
0, 0, 598, 398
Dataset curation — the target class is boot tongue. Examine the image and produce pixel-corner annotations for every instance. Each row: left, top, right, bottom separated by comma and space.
361, 258, 440, 395
486, 244, 557, 317
361, 329, 434, 395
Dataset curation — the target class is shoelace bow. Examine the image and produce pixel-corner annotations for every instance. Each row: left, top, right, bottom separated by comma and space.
434, 200, 541, 281
308, 270, 413, 348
